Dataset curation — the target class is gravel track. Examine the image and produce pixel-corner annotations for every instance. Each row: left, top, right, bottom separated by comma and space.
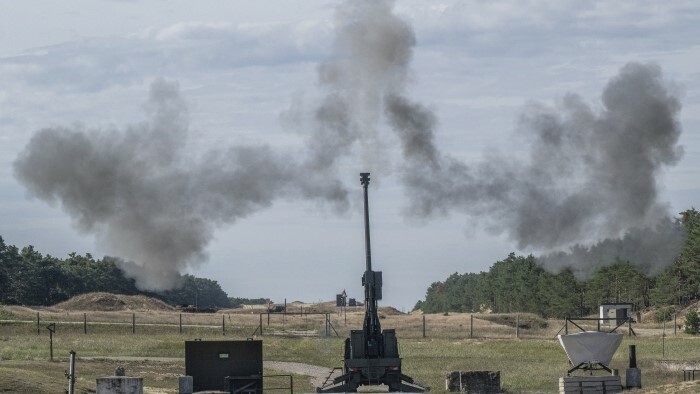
80, 356, 339, 388
265, 361, 340, 387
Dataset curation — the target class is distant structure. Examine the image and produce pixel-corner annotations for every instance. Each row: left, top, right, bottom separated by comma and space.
600, 303, 634, 325
336, 290, 347, 307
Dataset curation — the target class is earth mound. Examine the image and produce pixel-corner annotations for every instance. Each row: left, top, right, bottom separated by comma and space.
379, 306, 406, 315
53, 292, 175, 312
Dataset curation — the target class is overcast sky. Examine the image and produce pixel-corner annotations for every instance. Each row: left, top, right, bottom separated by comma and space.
1, 0, 699, 311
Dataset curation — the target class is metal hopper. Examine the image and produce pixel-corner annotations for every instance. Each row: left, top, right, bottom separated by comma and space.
558, 331, 623, 374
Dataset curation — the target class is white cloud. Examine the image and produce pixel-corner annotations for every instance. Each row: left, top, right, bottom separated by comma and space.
0, 20, 332, 93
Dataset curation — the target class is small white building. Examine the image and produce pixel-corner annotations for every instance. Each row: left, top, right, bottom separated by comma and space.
600, 303, 634, 325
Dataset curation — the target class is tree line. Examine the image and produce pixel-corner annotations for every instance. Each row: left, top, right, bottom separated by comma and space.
415, 208, 700, 318
0, 237, 230, 309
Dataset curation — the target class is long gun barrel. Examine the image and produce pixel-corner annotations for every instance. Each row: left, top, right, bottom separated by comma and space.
361, 173, 372, 272
360, 173, 382, 356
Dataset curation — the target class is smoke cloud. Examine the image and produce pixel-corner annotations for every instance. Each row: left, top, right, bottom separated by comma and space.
311, 1, 687, 275
14, 0, 687, 288
14, 79, 348, 290
299, 0, 417, 172
389, 62, 685, 276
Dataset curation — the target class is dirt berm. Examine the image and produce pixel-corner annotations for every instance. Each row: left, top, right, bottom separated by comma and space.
53, 292, 175, 312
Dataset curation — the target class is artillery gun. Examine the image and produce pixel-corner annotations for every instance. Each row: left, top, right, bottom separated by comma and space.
317, 173, 427, 392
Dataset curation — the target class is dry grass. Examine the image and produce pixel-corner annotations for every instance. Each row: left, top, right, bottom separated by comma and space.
0, 305, 564, 340
3, 305, 700, 392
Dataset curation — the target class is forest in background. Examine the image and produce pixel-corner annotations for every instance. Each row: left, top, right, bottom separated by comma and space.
415, 208, 700, 318
0, 236, 231, 309
2, 208, 698, 315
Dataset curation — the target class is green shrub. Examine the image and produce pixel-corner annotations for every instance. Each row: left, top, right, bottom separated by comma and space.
654, 307, 675, 323
685, 310, 700, 335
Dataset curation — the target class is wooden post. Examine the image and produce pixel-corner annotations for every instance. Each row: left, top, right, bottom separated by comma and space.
83, 313, 87, 334
663, 319, 666, 359
259, 313, 263, 336
422, 315, 426, 338
268, 311, 270, 326
674, 314, 677, 336
179, 314, 183, 334
47, 323, 56, 362
222, 314, 225, 336
36, 312, 40, 335
628, 317, 632, 336
470, 314, 473, 338
516, 314, 520, 338
132, 313, 135, 334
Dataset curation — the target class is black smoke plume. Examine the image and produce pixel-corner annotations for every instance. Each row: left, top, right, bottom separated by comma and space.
310, 1, 686, 273
315, 2, 687, 275
388, 63, 685, 276
14, 79, 348, 290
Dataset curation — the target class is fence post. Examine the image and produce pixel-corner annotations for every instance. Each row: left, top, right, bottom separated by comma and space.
628, 317, 632, 336
470, 314, 473, 338
674, 314, 677, 336
132, 313, 135, 334
47, 323, 56, 362
516, 315, 519, 339
259, 313, 263, 336
179, 314, 183, 334
663, 319, 666, 358
83, 313, 87, 334
37, 312, 40, 335
67, 350, 76, 394
222, 315, 225, 336
422, 315, 426, 338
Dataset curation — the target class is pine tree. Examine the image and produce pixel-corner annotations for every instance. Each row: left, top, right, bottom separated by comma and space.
685, 309, 700, 334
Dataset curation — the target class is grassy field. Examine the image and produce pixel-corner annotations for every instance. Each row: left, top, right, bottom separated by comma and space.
2, 306, 700, 393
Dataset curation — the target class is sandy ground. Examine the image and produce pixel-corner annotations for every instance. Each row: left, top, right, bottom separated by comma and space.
80, 356, 339, 388
639, 380, 700, 393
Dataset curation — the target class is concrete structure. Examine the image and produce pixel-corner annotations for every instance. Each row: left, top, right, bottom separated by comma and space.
445, 371, 500, 393
95, 376, 143, 394
559, 376, 622, 393
626, 368, 642, 388
178, 376, 193, 394
600, 303, 634, 325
